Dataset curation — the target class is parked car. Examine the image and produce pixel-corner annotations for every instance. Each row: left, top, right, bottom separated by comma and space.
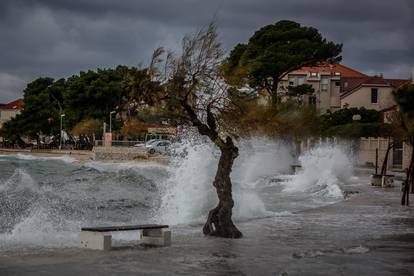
133, 139, 159, 148
146, 140, 171, 154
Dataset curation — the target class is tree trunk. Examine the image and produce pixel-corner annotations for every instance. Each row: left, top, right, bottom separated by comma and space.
270, 79, 279, 106
203, 137, 243, 238
401, 144, 414, 205
380, 140, 392, 175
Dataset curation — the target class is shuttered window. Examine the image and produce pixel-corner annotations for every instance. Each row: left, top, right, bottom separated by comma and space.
371, 88, 378, 103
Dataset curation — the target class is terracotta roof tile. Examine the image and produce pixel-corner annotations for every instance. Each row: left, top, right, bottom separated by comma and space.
341, 76, 410, 98
298, 62, 367, 77
0, 98, 24, 110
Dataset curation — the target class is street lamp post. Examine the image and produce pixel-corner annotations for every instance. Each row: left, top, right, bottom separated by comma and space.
109, 111, 116, 133
59, 113, 65, 150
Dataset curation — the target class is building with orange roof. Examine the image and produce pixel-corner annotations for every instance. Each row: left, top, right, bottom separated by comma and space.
276, 63, 368, 113
299, 62, 368, 78
0, 98, 24, 128
340, 76, 410, 112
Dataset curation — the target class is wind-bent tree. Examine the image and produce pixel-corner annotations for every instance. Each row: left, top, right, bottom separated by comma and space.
141, 24, 243, 238
223, 20, 342, 104
393, 84, 414, 205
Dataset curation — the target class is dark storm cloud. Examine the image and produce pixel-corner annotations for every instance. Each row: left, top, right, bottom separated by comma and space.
0, 0, 413, 102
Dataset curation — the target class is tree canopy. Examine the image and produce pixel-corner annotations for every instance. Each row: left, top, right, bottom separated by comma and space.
63, 66, 128, 129
1, 66, 135, 143
224, 20, 342, 104
8, 77, 61, 140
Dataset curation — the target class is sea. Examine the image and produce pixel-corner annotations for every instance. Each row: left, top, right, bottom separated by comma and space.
0, 138, 356, 249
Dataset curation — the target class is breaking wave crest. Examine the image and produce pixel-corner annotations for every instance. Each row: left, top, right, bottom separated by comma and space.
3, 153, 77, 163
282, 144, 353, 199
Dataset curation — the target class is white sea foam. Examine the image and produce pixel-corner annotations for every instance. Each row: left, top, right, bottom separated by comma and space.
9, 153, 77, 163
282, 144, 353, 199
0, 168, 38, 193
344, 245, 370, 254
232, 138, 293, 188
82, 160, 166, 173
1, 206, 81, 248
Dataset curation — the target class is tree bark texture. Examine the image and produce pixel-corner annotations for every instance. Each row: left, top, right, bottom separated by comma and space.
203, 137, 243, 238
270, 79, 279, 106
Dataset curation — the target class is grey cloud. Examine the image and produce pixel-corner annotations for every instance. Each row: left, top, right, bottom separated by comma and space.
0, 73, 27, 103
0, 0, 412, 102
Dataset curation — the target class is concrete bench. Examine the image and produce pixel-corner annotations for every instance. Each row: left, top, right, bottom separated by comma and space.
80, 224, 171, 250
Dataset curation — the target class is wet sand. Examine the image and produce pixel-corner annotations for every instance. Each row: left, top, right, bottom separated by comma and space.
1, 186, 413, 276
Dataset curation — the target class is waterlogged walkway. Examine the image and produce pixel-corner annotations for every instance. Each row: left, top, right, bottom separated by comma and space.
1, 188, 413, 276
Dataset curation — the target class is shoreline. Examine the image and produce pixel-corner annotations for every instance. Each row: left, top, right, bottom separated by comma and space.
0, 148, 169, 164
0, 148, 93, 161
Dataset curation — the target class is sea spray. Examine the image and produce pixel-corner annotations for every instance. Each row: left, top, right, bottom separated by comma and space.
2, 205, 82, 247
0, 168, 41, 233
0, 168, 38, 193
282, 143, 353, 199
157, 141, 218, 225
157, 137, 293, 225
232, 138, 294, 187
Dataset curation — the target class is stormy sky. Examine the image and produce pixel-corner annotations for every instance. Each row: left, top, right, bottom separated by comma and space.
0, 0, 413, 103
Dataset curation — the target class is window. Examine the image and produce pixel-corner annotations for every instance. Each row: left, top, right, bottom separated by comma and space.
321, 78, 328, 91
392, 140, 403, 168
371, 88, 378, 103
309, 96, 317, 106
298, 77, 305, 85
288, 77, 295, 86
335, 81, 340, 86
310, 72, 318, 77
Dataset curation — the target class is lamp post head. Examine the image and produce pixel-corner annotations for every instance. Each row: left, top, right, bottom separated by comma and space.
61, 114, 66, 117
110, 111, 116, 115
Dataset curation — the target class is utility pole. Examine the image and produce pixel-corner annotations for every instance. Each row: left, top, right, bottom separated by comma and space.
109, 111, 116, 133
